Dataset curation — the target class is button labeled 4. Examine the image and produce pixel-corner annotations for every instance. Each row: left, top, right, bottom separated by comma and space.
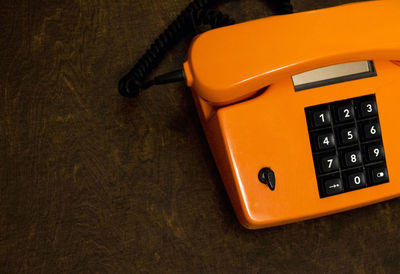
317, 133, 335, 150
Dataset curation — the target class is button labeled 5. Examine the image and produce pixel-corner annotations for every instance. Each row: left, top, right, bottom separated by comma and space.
340, 127, 358, 145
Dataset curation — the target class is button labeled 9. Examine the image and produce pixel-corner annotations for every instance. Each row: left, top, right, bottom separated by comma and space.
367, 144, 385, 162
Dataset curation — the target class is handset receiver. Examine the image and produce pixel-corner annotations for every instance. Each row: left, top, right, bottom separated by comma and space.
184, 0, 400, 106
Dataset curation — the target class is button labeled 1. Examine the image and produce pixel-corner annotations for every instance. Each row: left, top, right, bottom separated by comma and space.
313, 110, 331, 128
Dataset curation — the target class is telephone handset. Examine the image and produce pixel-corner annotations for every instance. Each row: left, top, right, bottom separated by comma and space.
184, 0, 400, 228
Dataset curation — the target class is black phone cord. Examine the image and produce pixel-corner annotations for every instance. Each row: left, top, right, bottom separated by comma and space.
118, 0, 293, 98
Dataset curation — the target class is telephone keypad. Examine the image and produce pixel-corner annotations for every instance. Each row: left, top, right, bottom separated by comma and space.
306, 94, 389, 198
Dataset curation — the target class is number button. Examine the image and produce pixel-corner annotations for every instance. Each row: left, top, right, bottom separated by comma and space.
364, 123, 381, 140
344, 150, 363, 167
371, 166, 389, 184
324, 178, 344, 196
360, 101, 378, 117
313, 110, 331, 128
338, 105, 355, 122
367, 145, 385, 162
317, 133, 335, 150
340, 127, 358, 145
320, 155, 339, 173
348, 172, 367, 190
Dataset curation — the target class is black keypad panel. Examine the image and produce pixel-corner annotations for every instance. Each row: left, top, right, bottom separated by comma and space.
305, 94, 389, 198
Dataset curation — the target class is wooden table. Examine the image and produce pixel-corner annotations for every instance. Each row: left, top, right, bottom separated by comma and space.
2, 0, 399, 272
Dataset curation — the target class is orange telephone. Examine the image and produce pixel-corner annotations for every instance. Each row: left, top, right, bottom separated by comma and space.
183, 0, 400, 229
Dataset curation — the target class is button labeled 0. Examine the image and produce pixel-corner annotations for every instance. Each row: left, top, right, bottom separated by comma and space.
348, 172, 367, 190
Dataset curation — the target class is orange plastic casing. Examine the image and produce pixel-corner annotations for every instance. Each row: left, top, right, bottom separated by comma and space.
184, 0, 400, 229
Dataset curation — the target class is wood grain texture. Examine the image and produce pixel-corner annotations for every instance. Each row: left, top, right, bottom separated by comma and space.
1, 0, 399, 273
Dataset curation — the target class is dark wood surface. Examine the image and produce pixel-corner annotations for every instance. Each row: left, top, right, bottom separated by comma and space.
1, 0, 399, 273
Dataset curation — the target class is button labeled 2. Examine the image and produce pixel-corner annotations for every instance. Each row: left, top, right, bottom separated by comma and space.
367, 144, 385, 162
337, 104, 355, 122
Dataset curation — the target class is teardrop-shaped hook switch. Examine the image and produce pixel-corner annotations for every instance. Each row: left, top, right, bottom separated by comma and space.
258, 167, 275, 191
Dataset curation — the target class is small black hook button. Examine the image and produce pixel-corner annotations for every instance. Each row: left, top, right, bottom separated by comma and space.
258, 167, 275, 191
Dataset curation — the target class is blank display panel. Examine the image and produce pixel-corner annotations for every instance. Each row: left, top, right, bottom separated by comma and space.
293, 61, 377, 91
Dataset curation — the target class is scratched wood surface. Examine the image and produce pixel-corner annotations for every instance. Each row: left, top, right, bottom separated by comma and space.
1, 0, 399, 273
